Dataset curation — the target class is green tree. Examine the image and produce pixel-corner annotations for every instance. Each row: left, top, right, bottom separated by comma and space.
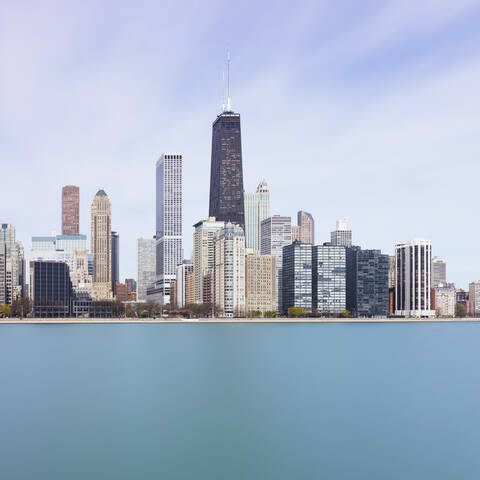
11, 298, 32, 317
0, 304, 12, 317
288, 306, 305, 318
263, 311, 277, 318
340, 309, 350, 318
455, 302, 467, 318
248, 310, 262, 318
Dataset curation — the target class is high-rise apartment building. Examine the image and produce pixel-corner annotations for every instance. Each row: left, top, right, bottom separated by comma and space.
91, 189, 112, 299
149, 153, 183, 305
175, 261, 193, 308
395, 238, 434, 317
213, 223, 245, 317
244, 181, 270, 251
260, 216, 292, 311
330, 219, 352, 247
185, 271, 194, 305
125, 278, 136, 297
208, 84, 245, 230
291, 211, 314, 245
62, 185, 80, 235
434, 285, 455, 317
282, 242, 313, 314
432, 257, 446, 287
468, 282, 480, 315
111, 231, 119, 296
312, 245, 346, 315
30, 260, 74, 317
136, 237, 156, 303
245, 251, 276, 314
192, 217, 224, 304
346, 248, 389, 317
0, 224, 25, 305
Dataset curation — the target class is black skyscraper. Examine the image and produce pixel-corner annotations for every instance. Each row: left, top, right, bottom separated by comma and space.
209, 110, 245, 230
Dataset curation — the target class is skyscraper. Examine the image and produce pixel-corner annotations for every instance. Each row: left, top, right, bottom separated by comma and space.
260, 216, 292, 311
192, 217, 225, 304
432, 257, 446, 287
245, 251, 276, 315
346, 248, 389, 317
331, 219, 352, 247
62, 185, 80, 235
111, 231, 119, 296
208, 57, 245, 230
136, 237, 156, 303
282, 242, 313, 314
292, 211, 314, 245
244, 181, 270, 251
149, 153, 183, 305
0, 224, 25, 305
175, 261, 193, 308
91, 189, 112, 299
213, 223, 246, 317
312, 245, 346, 316
395, 238, 434, 317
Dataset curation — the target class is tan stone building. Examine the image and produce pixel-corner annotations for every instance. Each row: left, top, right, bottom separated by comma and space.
291, 210, 314, 245
62, 185, 80, 235
245, 251, 276, 314
185, 271, 194, 305
91, 189, 112, 299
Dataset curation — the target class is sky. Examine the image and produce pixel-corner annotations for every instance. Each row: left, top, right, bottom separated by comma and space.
1, 0, 480, 288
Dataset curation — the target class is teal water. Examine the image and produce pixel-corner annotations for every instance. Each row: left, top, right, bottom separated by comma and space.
0, 323, 479, 479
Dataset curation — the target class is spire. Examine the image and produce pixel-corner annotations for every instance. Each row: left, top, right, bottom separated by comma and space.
226, 50, 231, 112
221, 70, 226, 112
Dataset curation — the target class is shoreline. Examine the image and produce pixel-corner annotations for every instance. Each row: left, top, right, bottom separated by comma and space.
0, 317, 478, 324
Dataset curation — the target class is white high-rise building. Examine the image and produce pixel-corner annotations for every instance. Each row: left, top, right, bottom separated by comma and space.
148, 153, 183, 304
432, 257, 446, 287
244, 181, 270, 251
136, 237, 156, 303
468, 282, 480, 315
192, 217, 225, 304
260, 216, 292, 311
0, 224, 25, 305
213, 223, 246, 317
395, 238, 435, 317
434, 285, 455, 317
176, 261, 193, 308
331, 219, 352, 247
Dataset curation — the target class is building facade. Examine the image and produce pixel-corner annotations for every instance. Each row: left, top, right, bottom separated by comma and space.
30, 261, 74, 317
395, 238, 435, 317
209, 110, 245, 230
136, 237, 156, 303
192, 217, 224, 304
434, 285, 455, 317
0, 224, 25, 305
312, 245, 346, 315
291, 211, 314, 245
175, 261, 193, 308
282, 242, 312, 314
468, 282, 480, 315
111, 231, 119, 296
91, 189, 112, 299
330, 219, 352, 247
150, 153, 183, 305
260, 216, 292, 311
213, 223, 245, 317
244, 181, 270, 251
346, 248, 389, 317
432, 257, 446, 287
245, 251, 276, 314
62, 185, 80, 235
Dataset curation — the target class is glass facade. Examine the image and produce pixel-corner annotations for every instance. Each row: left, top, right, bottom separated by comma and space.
209, 112, 245, 230
282, 242, 312, 313
312, 245, 346, 315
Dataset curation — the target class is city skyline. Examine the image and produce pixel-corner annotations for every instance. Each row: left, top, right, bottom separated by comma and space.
2, 2, 480, 288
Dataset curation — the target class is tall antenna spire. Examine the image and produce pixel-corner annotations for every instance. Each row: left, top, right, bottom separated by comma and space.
226, 49, 231, 112
221, 70, 225, 112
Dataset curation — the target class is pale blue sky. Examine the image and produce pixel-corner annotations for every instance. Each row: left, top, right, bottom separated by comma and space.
1, 0, 480, 287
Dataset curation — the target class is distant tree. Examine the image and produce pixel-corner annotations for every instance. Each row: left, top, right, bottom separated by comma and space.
340, 309, 350, 318
0, 304, 12, 317
455, 302, 467, 318
263, 310, 278, 318
288, 307, 305, 318
11, 298, 32, 317
248, 310, 262, 318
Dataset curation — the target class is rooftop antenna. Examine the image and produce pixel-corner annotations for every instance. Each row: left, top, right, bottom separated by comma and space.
221, 70, 225, 112
226, 49, 231, 111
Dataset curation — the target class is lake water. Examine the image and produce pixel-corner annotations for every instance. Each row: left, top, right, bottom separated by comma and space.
1, 322, 479, 479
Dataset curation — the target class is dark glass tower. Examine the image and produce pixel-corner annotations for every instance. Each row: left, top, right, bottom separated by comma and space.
208, 111, 245, 230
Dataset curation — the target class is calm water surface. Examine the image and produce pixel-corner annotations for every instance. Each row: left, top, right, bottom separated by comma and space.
1, 322, 479, 479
